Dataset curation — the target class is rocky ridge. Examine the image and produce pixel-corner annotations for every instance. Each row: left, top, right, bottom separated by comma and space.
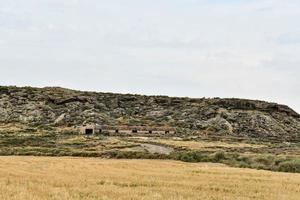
0, 86, 299, 141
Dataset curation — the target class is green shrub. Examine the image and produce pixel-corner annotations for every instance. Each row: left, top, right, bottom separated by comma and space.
250, 163, 268, 170
236, 161, 250, 168
212, 151, 226, 162
278, 160, 300, 173
179, 153, 198, 162
236, 155, 251, 163
254, 155, 274, 166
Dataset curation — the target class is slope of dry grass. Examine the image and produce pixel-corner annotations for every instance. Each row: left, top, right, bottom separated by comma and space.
0, 156, 299, 200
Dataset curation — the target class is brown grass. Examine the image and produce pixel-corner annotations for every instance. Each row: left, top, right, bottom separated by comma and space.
0, 156, 299, 200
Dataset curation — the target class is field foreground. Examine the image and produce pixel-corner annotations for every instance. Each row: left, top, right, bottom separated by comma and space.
0, 157, 299, 200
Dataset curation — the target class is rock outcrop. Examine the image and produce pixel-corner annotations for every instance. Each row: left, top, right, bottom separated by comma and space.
0, 86, 299, 140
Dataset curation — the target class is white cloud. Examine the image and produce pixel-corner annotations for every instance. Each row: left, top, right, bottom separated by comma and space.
0, 0, 299, 112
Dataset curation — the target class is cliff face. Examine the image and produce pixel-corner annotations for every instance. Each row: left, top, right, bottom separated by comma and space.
0, 86, 299, 140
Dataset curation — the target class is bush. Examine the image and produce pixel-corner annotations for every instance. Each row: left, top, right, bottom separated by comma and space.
254, 155, 274, 166
278, 160, 300, 173
179, 152, 198, 162
105, 151, 168, 160
169, 151, 209, 163
212, 151, 226, 162
236, 161, 250, 168
250, 163, 268, 170
236, 155, 251, 163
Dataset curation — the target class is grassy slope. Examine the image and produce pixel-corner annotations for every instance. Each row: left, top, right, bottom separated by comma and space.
0, 157, 299, 200
0, 124, 300, 173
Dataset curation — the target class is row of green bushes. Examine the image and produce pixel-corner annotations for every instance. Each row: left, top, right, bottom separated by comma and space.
168, 151, 300, 173
1, 133, 299, 173
104, 150, 300, 173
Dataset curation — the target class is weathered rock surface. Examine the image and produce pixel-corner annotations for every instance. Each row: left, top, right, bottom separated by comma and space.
0, 86, 299, 140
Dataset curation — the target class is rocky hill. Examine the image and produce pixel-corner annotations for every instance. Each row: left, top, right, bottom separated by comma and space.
0, 86, 299, 141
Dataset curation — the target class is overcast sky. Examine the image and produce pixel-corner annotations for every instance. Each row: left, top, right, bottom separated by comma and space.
0, 0, 299, 113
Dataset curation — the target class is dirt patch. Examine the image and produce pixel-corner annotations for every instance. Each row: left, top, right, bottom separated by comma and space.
140, 143, 174, 155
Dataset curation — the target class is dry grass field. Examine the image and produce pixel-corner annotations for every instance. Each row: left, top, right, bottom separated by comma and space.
0, 157, 299, 200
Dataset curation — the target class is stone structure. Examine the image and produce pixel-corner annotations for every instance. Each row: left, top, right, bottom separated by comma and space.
79, 124, 176, 135
79, 124, 95, 135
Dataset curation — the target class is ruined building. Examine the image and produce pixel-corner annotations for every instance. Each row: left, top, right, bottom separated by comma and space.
79, 124, 176, 135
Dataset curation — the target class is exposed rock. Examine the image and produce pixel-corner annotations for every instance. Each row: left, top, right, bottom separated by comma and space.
54, 113, 66, 125
0, 86, 299, 141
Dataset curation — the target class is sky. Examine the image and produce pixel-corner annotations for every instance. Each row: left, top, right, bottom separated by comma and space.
0, 0, 299, 113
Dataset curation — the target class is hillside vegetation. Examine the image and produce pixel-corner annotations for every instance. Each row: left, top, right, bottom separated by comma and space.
0, 86, 300, 173
0, 86, 299, 140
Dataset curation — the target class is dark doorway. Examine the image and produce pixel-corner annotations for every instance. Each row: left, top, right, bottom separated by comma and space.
165, 130, 169, 134
99, 129, 102, 133
148, 130, 152, 134
132, 129, 138, 133
115, 129, 119, 133
85, 129, 93, 135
